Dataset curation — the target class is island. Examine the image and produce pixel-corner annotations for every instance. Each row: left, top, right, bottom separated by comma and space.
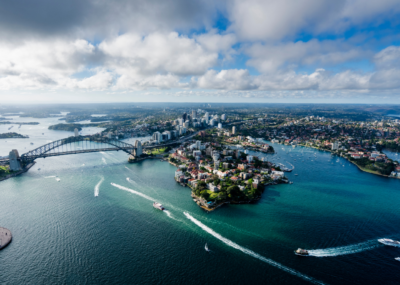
0, 132, 29, 139
48, 123, 83, 132
0, 121, 39, 125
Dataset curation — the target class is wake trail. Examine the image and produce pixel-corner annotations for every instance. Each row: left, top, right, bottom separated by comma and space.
102, 157, 107, 164
111, 183, 179, 221
184, 212, 326, 285
44, 176, 56, 178
94, 176, 104, 197
111, 183, 154, 201
308, 239, 380, 257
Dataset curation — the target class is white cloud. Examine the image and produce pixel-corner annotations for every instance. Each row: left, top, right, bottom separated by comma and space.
196, 69, 256, 90
246, 39, 369, 73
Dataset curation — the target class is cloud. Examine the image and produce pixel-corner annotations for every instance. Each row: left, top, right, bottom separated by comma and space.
0, 0, 224, 40
100, 32, 218, 76
227, 0, 400, 41
196, 69, 256, 90
246, 39, 370, 73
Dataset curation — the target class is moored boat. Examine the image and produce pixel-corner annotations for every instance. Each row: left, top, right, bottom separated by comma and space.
378, 238, 400, 247
294, 248, 309, 256
153, 202, 165, 211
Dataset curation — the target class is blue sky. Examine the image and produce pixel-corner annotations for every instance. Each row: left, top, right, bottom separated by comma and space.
1, 0, 400, 103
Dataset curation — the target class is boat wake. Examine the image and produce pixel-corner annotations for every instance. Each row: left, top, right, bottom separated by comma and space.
44, 176, 56, 178
112, 183, 179, 221
111, 183, 154, 201
94, 176, 104, 197
184, 212, 325, 285
102, 157, 107, 164
308, 240, 380, 257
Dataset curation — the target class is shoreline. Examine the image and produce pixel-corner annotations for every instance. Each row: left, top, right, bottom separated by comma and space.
0, 162, 36, 182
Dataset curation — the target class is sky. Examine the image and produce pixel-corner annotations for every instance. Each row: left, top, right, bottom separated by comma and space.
1, 0, 400, 104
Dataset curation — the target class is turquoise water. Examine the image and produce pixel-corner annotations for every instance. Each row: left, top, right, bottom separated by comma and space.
2, 125, 400, 284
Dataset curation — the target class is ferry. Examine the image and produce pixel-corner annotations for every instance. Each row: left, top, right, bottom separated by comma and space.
378, 238, 400, 247
294, 248, 309, 256
153, 202, 165, 211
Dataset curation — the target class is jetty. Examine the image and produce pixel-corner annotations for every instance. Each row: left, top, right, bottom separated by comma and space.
0, 227, 12, 250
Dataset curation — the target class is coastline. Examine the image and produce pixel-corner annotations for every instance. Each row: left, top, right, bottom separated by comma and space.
0, 162, 36, 182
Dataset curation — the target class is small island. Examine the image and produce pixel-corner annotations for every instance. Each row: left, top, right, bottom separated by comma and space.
0, 132, 29, 139
48, 123, 83, 132
0, 121, 39, 125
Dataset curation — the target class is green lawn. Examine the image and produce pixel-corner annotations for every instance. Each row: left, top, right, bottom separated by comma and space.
149, 147, 168, 155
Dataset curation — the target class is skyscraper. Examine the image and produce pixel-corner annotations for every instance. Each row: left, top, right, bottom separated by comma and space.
182, 112, 187, 121
192, 110, 197, 119
221, 114, 226, 120
232, 126, 236, 134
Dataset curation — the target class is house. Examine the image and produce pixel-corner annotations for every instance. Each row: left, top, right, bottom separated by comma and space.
208, 183, 219, 192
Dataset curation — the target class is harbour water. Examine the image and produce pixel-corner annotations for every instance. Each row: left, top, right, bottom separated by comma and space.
1, 123, 400, 284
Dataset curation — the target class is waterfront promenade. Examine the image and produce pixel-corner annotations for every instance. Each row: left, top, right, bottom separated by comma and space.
0, 227, 12, 250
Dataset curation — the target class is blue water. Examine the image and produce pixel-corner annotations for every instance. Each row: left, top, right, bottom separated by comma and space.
1, 123, 400, 284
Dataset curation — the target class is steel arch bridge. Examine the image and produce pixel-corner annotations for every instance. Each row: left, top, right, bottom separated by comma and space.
20, 136, 136, 162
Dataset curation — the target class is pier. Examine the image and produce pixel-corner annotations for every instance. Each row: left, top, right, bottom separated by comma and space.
0, 227, 12, 250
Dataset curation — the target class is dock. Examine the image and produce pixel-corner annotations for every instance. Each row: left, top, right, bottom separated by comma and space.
0, 227, 12, 250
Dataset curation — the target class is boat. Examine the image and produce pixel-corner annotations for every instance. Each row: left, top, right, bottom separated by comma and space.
56, 178, 60, 182
295, 174, 298, 176
395, 257, 400, 261
378, 238, 400, 247
37, 168, 41, 171
205, 243, 210, 252
153, 202, 165, 211
294, 248, 309, 256
30, 142, 34, 145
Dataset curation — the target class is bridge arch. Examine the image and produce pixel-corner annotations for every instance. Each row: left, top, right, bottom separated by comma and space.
20, 136, 135, 162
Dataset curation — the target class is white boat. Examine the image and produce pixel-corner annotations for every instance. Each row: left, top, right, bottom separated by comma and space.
153, 202, 165, 211
56, 178, 60, 182
294, 248, 309, 256
378, 238, 400, 247
395, 257, 400, 261
205, 243, 210, 252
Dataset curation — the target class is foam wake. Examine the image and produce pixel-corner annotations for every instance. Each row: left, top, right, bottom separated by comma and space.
94, 177, 104, 197
111, 183, 154, 201
308, 240, 380, 257
44, 176, 56, 178
111, 183, 177, 220
102, 157, 107, 164
184, 212, 325, 285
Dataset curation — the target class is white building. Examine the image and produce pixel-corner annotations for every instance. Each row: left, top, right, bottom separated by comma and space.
74, 128, 79, 137
218, 123, 222, 129
232, 126, 236, 135
332, 141, 339, 150
152, 131, 162, 143
196, 140, 201, 149
221, 114, 226, 120
247, 155, 253, 162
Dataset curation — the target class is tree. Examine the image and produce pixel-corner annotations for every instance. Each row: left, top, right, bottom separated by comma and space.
227, 185, 240, 196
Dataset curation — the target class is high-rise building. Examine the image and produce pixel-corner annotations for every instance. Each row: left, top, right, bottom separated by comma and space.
332, 141, 339, 150
196, 140, 201, 149
184, 121, 189, 128
209, 119, 215, 126
74, 128, 79, 137
182, 112, 187, 121
214, 160, 220, 170
232, 126, 236, 134
153, 131, 162, 143
218, 123, 222, 129
192, 110, 197, 119
221, 114, 226, 120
